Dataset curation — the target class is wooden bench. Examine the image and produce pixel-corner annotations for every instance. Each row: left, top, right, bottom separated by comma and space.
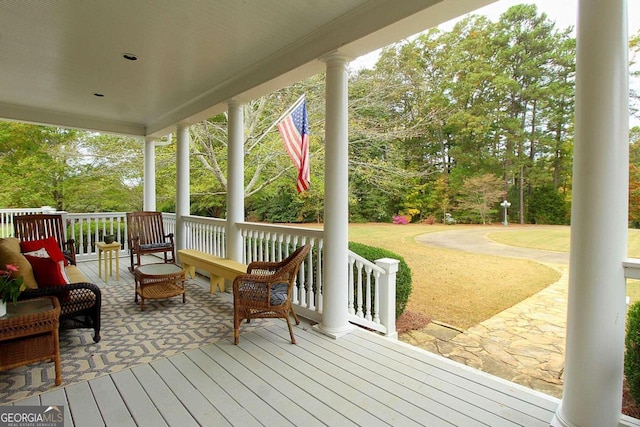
177, 249, 247, 294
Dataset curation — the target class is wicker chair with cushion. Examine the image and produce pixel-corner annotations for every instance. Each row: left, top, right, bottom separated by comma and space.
233, 244, 311, 345
126, 211, 175, 272
6, 214, 102, 342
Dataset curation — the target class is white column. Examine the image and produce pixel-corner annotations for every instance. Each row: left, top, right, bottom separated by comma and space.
175, 123, 190, 252
143, 137, 156, 211
226, 101, 244, 262
552, 1, 629, 426
316, 52, 356, 338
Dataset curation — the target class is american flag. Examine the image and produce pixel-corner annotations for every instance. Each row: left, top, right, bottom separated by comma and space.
277, 97, 310, 192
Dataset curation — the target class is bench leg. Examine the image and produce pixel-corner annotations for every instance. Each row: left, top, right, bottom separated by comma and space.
210, 275, 225, 293
183, 264, 196, 279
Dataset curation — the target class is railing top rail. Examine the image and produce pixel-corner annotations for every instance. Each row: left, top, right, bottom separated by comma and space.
1, 208, 56, 214
623, 258, 640, 279
68, 212, 127, 218
182, 215, 227, 225
238, 221, 324, 239
349, 250, 387, 274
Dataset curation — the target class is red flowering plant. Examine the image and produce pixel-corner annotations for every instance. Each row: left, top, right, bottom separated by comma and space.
0, 264, 26, 304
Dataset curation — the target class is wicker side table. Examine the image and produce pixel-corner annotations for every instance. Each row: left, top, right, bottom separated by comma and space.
134, 263, 186, 311
0, 296, 62, 385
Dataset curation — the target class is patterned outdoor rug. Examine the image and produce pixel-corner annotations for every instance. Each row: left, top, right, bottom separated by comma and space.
0, 279, 271, 404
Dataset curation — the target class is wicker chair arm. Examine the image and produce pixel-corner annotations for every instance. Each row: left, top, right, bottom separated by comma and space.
19, 282, 102, 301
233, 274, 289, 291
246, 260, 285, 274
233, 273, 280, 289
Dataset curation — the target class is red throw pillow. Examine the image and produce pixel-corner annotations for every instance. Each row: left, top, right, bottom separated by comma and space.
21, 237, 68, 266
24, 254, 70, 290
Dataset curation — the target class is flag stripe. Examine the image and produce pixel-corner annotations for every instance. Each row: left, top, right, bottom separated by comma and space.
277, 98, 310, 192
278, 118, 302, 167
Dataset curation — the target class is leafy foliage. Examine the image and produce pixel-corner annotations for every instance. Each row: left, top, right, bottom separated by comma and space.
0, 123, 142, 212
526, 185, 568, 224
0, 264, 25, 304
625, 301, 640, 407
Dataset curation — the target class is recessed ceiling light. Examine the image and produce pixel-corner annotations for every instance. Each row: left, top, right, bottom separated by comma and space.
93, 93, 104, 97
122, 53, 138, 61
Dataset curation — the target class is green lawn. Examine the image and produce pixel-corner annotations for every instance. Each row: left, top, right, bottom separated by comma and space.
489, 225, 640, 306
488, 226, 640, 256
345, 223, 640, 330
348, 224, 559, 329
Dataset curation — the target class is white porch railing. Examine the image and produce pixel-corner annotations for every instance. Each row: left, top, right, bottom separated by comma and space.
623, 258, 640, 280
67, 212, 128, 259
1, 209, 398, 337
0, 207, 59, 238
0, 210, 130, 260
348, 251, 398, 337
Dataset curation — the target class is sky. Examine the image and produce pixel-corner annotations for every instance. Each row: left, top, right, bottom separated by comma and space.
443, 0, 640, 34
351, 0, 640, 69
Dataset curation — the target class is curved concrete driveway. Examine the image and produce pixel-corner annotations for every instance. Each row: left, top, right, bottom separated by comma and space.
415, 226, 569, 265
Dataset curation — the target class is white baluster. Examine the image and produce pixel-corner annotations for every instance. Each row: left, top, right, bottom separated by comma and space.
356, 261, 364, 318
365, 265, 372, 321
348, 255, 355, 315
373, 271, 381, 324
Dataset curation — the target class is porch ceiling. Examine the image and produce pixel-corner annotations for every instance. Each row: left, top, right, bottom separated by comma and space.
0, 0, 493, 138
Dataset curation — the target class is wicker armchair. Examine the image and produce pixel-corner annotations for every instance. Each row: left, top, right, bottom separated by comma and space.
13, 214, 102, 342
233, 244, 311, 345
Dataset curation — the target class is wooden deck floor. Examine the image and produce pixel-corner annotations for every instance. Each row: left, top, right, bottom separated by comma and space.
32, 254, 640, 427
11, 321, 561, 427
0, 255, 589, 426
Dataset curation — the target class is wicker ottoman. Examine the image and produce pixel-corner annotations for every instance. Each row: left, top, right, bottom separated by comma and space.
134, 263, 186, 311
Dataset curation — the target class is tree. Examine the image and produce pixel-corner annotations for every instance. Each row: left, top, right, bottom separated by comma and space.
456, 174, 504, 224
492, 5, 574, 223
0, 122, 144, 212
526, 185, 568, 224
630, 31, 640, 120
188, 76, 327, 221
64, 133, 143, 212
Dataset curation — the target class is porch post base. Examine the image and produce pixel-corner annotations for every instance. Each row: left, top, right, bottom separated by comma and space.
549, 408, 572, 427
313, 323, 357, 339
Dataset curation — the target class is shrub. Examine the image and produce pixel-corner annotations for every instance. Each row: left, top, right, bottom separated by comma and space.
422, 215, 436, 225
348, 242, 412, 318
626, 301, 640, 406
526, 185, 568, 225
393, 215, 408, 224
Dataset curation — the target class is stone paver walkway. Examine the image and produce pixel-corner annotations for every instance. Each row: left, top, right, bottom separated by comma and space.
402, 227, 569, 398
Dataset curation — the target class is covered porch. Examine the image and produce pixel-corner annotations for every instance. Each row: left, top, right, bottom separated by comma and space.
4, 256, 563, 427
0, 1, 636, 425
